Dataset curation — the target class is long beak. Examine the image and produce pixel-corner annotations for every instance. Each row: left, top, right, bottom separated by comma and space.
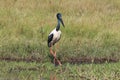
60, 18, 65, 27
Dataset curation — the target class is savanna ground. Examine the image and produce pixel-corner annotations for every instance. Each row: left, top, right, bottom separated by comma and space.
0, 0, 120, 80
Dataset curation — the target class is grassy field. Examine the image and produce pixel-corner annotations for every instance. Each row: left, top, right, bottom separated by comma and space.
0, 0, 120, 79
0, 61, 120, 80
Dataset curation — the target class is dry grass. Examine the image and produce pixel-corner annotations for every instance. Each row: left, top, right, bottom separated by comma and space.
0, 0, 120, 63
0, 0, 120, 59
0, 0, 120, 80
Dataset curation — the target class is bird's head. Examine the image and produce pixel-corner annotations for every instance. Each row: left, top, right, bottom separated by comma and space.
56, 13, 65, 27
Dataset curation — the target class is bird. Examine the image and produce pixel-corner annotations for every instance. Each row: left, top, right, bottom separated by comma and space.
48, 13, 65, 66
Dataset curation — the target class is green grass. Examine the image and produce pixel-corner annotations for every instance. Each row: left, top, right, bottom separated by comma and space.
0, 0, 120, 79
0, 61, 120, 80
0, 0, 120, 60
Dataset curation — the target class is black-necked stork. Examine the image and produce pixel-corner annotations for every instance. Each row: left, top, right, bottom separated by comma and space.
48, 13, 65, 66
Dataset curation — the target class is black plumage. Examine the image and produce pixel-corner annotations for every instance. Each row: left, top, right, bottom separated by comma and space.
48, 33, 53, 47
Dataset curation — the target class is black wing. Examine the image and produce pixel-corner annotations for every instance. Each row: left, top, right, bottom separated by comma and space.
48, 34, 53, 47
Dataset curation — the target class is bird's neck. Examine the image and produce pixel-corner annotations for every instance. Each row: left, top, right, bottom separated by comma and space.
56, 19, 60, 31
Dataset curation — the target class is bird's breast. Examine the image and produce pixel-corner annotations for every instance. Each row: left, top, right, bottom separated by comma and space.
53, 31, 61, 40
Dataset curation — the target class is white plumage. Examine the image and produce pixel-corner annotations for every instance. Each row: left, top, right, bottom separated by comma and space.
50, 29, 61, 42
48, 29, 61, 47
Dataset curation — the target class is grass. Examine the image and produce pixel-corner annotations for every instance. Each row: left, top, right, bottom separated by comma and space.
0, 0, 120, 60
0, 0, 120, 79
0, 61, 120, 80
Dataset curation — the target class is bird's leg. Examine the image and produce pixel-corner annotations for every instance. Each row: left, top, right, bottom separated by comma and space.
50, 47, 62, 66
56, 59, 62, 66
53, 51, 61, 66
50, 47, 57, 65
50, 47, 56, 58
55, 44, 62, 66
54, 51, 62, 66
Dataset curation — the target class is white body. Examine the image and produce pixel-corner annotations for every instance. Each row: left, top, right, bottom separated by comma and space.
49, 28, 61, 44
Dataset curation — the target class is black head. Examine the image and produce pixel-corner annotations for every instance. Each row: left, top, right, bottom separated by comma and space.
56, 13, 62, 19
56, 13, 65, 27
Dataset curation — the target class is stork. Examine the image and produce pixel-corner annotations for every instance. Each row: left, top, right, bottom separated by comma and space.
48, 13, 65, 66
